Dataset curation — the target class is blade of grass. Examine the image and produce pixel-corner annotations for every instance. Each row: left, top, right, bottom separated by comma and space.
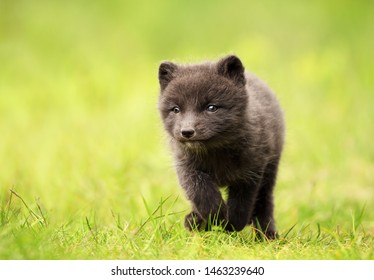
10, 189, 46, 227
134, 195, 173, 235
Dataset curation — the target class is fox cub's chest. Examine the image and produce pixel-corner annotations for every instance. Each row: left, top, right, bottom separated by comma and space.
189, 149, 250, 186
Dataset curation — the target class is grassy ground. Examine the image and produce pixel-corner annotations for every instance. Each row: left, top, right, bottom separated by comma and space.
0, 0, 373, 259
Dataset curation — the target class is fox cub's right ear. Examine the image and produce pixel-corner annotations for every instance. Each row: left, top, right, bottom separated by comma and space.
158, 62, 178, 90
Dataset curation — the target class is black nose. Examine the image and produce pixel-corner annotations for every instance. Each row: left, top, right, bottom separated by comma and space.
181, 128, 195, 139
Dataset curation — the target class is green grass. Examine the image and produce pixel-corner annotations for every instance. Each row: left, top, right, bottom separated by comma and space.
0, 0, 373, 259
1, 192, 372, 259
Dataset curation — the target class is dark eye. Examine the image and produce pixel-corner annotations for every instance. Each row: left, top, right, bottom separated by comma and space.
172, 106, 180, 114
206, 104, 218, 112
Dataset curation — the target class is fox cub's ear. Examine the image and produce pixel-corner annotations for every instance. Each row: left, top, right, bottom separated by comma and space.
158, 62, 178, 90
217, 55, 245, 86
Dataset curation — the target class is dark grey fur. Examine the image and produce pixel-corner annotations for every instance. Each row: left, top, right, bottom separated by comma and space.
158, 55, 284, 238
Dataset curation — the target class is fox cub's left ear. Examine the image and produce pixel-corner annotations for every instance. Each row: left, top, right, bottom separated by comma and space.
217, 55, 245, 86
158, 62, 178, 90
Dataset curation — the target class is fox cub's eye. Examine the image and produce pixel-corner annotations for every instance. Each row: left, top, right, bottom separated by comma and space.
171, 106, 180, 114
206, 105, 218, 112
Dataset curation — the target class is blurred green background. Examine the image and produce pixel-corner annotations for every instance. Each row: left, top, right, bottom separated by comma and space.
0, 0, 373, 258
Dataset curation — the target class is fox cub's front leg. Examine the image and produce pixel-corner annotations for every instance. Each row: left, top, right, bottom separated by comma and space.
179, 170, 227, 230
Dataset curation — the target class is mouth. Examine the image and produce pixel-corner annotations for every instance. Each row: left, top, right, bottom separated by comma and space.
175, 135, 198, 143
173, 134, 211, 150
182, 140, 199, 145
184, 141, 202, 149
179, 140, 209, 153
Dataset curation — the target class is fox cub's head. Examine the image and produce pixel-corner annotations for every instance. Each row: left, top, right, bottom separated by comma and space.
158, 55, 248, 149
